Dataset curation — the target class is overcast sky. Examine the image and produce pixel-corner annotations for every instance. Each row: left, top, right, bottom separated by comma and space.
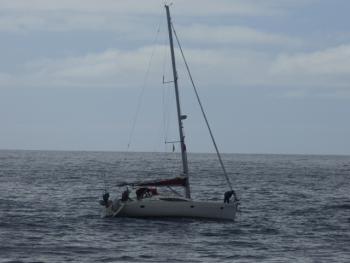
0, 0, 349, 155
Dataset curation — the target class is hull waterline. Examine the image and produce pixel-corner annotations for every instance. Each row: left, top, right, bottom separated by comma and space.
102, 199, 238, 221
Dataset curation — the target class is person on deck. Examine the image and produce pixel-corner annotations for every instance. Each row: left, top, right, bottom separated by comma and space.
121, 188, 131, 202
136, 187, 147, 200
136, 187, 158, 200
224, 190, 238, 203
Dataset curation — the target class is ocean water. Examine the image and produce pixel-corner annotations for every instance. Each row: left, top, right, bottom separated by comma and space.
0, 150, 349, 263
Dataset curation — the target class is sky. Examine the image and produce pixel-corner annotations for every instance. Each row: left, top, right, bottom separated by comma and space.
0, 0, 349, 155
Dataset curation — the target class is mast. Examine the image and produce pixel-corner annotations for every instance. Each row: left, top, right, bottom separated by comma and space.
165, 5, 191, 199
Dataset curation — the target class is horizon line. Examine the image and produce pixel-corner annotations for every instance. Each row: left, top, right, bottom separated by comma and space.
0, 147, 349, 157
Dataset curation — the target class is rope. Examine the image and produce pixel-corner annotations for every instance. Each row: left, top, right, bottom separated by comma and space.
112, 202, 125, 217
172, 24, 234, 192
126, 17, 163, 151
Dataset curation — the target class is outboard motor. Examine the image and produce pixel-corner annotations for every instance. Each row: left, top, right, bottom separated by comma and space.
99, 192, 110, 207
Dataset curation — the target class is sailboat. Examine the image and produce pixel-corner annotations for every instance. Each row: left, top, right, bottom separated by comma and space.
99, 5, 239, 220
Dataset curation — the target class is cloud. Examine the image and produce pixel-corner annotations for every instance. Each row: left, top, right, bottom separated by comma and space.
2, 43, 348, 91
0, 0, 285, 16
271, 45, 350, 75
0, 15, 45, 32
0, 72, 16, 86
0, 0, 318, 33
0, 46, 259, 88
270, 44, 350, 87
178, 24, 302, 47
0, 12, 142, 33
1, 46, 167, 88
0, 0, 347, 93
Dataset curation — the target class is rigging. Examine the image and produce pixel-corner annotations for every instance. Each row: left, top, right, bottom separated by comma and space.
172, 24, 234, 192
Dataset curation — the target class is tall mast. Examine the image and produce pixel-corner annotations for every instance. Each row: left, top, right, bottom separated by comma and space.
165, 5, 191, 199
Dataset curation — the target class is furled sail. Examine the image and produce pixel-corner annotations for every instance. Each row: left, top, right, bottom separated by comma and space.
117, 176, 186, 187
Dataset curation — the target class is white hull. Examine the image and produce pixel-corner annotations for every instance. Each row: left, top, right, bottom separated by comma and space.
102, 198, 238, 221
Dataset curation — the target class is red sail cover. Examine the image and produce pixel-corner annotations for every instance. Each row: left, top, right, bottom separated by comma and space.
117, 176, 186, 187
139, 176, 186, 187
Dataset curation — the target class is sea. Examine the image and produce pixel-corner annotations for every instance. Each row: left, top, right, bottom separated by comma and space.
0, 150, 349, 263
